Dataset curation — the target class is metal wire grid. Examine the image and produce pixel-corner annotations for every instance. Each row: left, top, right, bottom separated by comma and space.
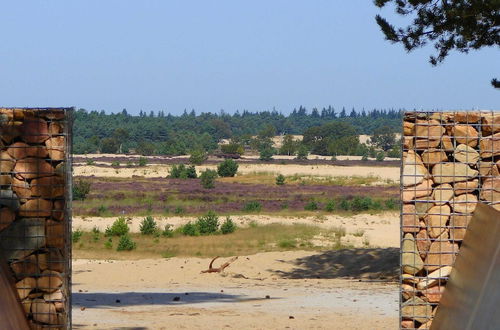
0, 108, 72, 329
400, 110, 499, 329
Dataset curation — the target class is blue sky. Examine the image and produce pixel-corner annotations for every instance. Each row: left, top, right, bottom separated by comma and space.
0, 1, 498, 114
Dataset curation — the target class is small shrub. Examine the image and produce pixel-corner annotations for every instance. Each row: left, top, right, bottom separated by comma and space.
220, 216, 236, 234
200, 169, 217, 189
169, 164, 197, 179
281, 201, 289, 209
111, 160, 120, 167
137, 157, 148, 167
140, 215, 158, 235
181, 222, 198, 236
259, 148, 274, 161
243, 201, 262, 212
91, 226, 100, 242
375, 151, 385, 161
304, 201, 318, 211
217, 159, 239, 177
116, 234, 136, 251
385, 198, 399, 210
73, 180, 91, 201
351, 196, 372, 212
126, 161, 134, 168
248, 220, 258, 228
104, 237, 113, 249
105, 217, 130, 236
86, 159, 95, 166
361, 154, 369, 161
72, 229, 83, 243
275, 174, 285, 185
189, 149, 208, 165
185, 165, 197, 178
339, 198, 350, 211
97, 204, 108, 215
174, 206, 185, 215
278, 238, 296, 249
295, 146, 308, 160
162, 224, 174, 237
196, 211, 219, 235
325, 200, 335, 212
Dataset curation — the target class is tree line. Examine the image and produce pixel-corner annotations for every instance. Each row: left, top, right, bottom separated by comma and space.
73, 107, 402, 156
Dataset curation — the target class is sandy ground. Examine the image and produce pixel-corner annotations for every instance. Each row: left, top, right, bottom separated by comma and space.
73, 213, 399, 249
73, 163, 400, 183
72, 250, 399, 329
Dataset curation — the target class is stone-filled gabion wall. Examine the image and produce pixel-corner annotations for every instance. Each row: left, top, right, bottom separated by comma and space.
400, 111, 499, 329
0, 108, 72, 329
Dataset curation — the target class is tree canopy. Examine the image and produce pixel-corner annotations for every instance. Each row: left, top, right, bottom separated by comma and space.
374, 0, 500, 88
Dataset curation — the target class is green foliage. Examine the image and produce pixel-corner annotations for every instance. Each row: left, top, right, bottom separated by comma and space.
325, 200, 335, 212
361, 154, 369, 161
217, 159, 239, 177
385, 198, 399, 210
181, 222, 199, 236
387, 145, 401, 159
72, 229, 83, 243
140, 216, 158, 235
111, 160, 120, 167
351, 196, 373, 212
91, 226, 100, 242
295, 145, 309, 160
162, 224, 174, 237
371, 126, 396, 151
220, 143, 244, 155
220, 216, 237, 234
105, 217, 130, 236
200, 169, 218, 189
104, 237, 113, 249
169, 164, 197, 179
304, 201, 318, 211
189, 149, 208, 165
101, 137, 119, 153
259, 147, 274, 161
174, 206, 185, 215
97, 205, 108, 216
303, 122, 360, 156
195, 211, 219, 235
137, 157, 148, 166
275, 174, 285, 185
278, 238, 296, 249
86, 159, 95, 166
73, 180, 91, 201
243, 201, 262, 212
376, 151, 385, 161
279, 134, 298, 156
116, 234, 137, 251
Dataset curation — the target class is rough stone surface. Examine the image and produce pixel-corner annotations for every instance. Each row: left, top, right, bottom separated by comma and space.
0, 207, 15, 232
21, 118, 49, 144
416, 229, 431, 259
16, 277, 36, 300
422, 285, 445, 303
0, 218, 46, 260
449, 214, 471, 241
431, 163, 478, 183
403, 204, 420, 233
0, 189, 20, 210
401, 296, 432, 324
14, 158, 54, 179
452, 125, 478, 147
454, 111, 481, 123
402, 179, 434, 202
402, 151, 429, 187
479, 132, 500, 158
31, 298, 59, 324
432, 184, 453, 205
417, 266, 452, 290
415, 120, 445, 139
454, 179, 479, 195
36, 270, 63, 293
7, 142, 48, 159
415, 139, 440, 149
402, 233, 424, 275
425, 241, 458, 272
426, 205, 451, 238
421, 149, 448, 165
441, 135, 454, 151
450, 194, 478, 214
453, 144, 479, 164
31, 176, 64, 198
481, 112, 500, 135
19, 199, 53, 217
480, 177, 500, 203
45, 136, 65, 161
414, 196, 434, 218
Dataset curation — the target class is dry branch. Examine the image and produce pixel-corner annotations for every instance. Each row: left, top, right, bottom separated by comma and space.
201, 256, 238, 273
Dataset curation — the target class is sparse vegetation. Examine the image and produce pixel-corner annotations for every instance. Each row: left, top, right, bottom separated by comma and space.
200, 169, 217, 189
195, 211, 219, 235
72, 229, 83, 243
73, 180, 91, 201
116, 234, 137, 251
169, 164, 197, 179
275, 174, 285, 185
139, 216, 158, 235
220, 216, 237, 234
217, 159, 239, 177
105, 217, 130, 237
243, 201, 262, 212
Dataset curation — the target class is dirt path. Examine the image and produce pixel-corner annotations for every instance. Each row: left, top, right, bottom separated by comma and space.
72, 250, 398, 329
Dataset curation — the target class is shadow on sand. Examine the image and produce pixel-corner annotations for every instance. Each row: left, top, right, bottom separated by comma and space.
271, 248, 399, 280
73, 291, 275, 309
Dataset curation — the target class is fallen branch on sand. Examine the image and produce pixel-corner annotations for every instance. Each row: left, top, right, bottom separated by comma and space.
201, 256, 238, 273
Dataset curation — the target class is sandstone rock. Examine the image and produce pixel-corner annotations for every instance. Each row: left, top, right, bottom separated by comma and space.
422, 285, 445, 303
0, 217, 46, 260
432, 184, 453, 205
421, 149, 448, 165
46, 219, 65, 249
402, 274, 419, 285
31, 298, 59, 324
0, 189, 20, 210
0, 207, 15, 231
402, 233, 424, 275
37, 270, 63, 293
48, 122, 63, 135
14, 158, 54, 179
431, 163, 478, 183
481, 112, 500, 135
22, 298, 32, 315
46, 136, 65, 161
19, 199, 53, 217
452, 125, 478, 147
415, 139, 440, 150
425, 241, 458, 272
417, 266, 452, 290
11, 177, 31, 199
10, 254, 41, 278
52, 200, 65, 221
0, 174, 11, 186
403, 136, 414, 149
430, 112, 454, 122
40, 109, 65, 120
480, 178, 500, 204
401, 284, 417, 301
401, 320, 415, 328
415, 119, 445, 139
419, 321, 433, 329
426, 205, 450, 238
454, 111, 481, 123
44, 289, 65, 311
414, 197, 434, 218
449, 214, 472, 241
404, 121, 414, 136
39, 249, 65, 273
401, 296, 432, 324
402, 204, 419, 233
450, 194, 477, 214
454, 179, 478, 195
440, 135, 454, 152
479, 132, 500, 158
16, 277, 36, 300
416, 229, 431, 260
403, 151, 429, 186
0, 150, 15, 173
55, 162, 66, 178
453, 144, 479, 164
7, 142, 48, 159
21, 117, 49, 144
436, 228, 449, 241
31, 176, 64, 198
402, 179, 434, 202
0, 125, 21, 143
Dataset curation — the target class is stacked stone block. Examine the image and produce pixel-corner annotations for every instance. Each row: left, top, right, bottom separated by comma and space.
401, 111, 499, 329
0, 108, 71, 329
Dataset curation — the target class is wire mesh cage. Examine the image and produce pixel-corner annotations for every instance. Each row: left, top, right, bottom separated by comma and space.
400, 110, 499, 329
0, 108, 72, 329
